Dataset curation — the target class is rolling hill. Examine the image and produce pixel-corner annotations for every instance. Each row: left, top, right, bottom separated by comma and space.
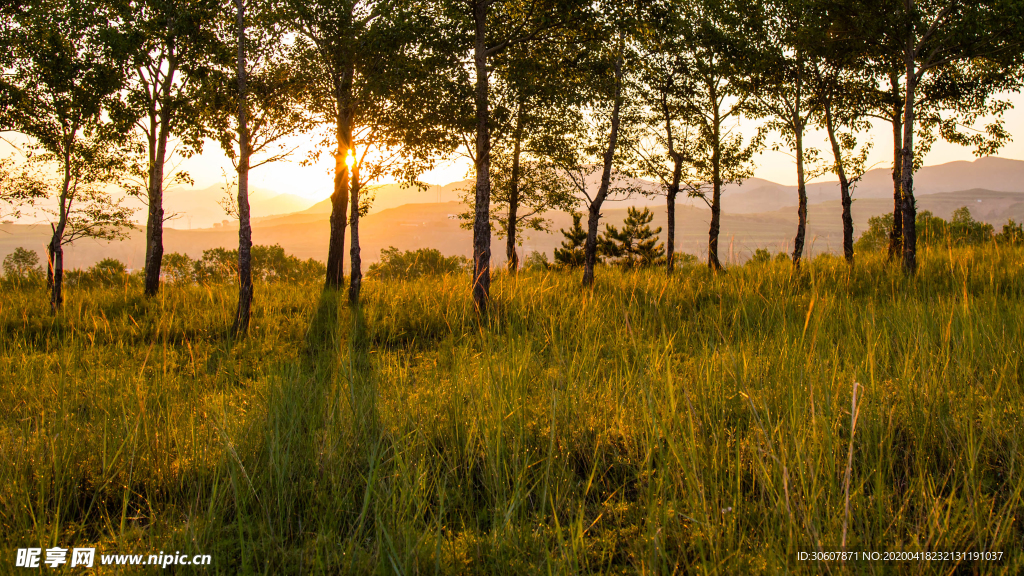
4, 157, 1024, 271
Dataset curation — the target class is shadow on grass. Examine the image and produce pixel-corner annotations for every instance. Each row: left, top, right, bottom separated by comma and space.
217, 288, 385, 573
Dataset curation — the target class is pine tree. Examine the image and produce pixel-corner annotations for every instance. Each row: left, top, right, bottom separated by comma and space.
554, 213, 590, 268
601, 207, 666, 268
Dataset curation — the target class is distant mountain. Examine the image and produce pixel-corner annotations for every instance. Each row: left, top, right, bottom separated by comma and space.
5, 157, 1024, 271
301, 180, 474, 215
722, 156, 1024, 213
122, 184, 317, 230
245, 157, 1024, 221
5, 187, 1020, 272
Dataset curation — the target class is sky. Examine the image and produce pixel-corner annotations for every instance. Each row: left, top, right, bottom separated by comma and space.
173, 89, 1024, 200
4, 91, 1024, 203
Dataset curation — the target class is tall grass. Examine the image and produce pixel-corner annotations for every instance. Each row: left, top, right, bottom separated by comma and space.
1, 246, 1022, 574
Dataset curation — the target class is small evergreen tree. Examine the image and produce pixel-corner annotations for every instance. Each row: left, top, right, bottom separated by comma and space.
554, 213, 589, 268
600, 207, 666, 268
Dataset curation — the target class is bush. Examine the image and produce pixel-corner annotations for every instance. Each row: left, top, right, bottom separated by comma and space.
856, 213, 893, 252
64, 258, 130, 288
88, 258, 128, 286
164, 252, 197, 284
367, 247, 470, 280
250, 244, 326, 282
196, 248, 237, 282
856, 207, 994, 251
749, 248, 772, 265
996, 219, 1023, 245
673, 252, 699, 267
165, 245, 325, 284
3, 247, 43, 279
522, 251, 550, 271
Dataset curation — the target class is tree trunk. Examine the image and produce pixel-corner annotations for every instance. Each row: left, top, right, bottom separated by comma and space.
708, 86, 723, 270
582, 48, 624, 287
46, 241, 53, 288
142, 58, 178, 297
666, 156, 681, 274
472, 0, 492, 314
791, 63, 808, 267
821, 92, 854, 263
325, 94, 352, 288
232, 0, 252, 337
666, 184, 677, 274
142, 138, 167, 296
900, 43, 917, 273
663, 91, 681, 275
324, 54, 354, 289
50, 164, 71, 312
48, 234, 63, 312
887, 76, 904, 261
349, 161, 362, 304
792, 123, 808, 266
505, 106, 524, 273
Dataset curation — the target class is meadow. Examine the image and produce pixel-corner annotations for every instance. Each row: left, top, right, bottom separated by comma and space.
1, 246, 1022, 574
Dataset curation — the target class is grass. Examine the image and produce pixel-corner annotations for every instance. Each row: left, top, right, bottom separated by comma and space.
1, 246, 1022, 574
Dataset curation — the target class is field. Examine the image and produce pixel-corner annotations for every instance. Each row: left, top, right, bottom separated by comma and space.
1, 246, 1023, 574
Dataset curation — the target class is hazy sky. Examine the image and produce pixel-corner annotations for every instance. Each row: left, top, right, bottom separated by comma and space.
176, 89, 1024, 200
5, 91, 1024, 201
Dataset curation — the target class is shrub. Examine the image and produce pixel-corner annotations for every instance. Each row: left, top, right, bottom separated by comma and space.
996, 219, 1023, 245
3, 247, 42, 279
197, 247, 237, 282
749, 248, 772, 265
87, 258, 128, 286
169, 245, 325, 284
855, 213, 893, 252
367, 247, 470, 280
522, 251, 549, 271
251, 244, 326, 282
673, 252, 699, 267
856, 207, 994, 251
163, 252, 197, 284
65, 258, 129, 288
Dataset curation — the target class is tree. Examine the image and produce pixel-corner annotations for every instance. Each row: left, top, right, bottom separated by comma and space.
662, 0, 763, 270
600, 206, 665, 268
1, 0, 137, 310
282, 0, 368, 291
118, 0, 225, 297
553, 212, 589, 267
418, 0, 589, 313
3, 247, 42, 278
630, 2, 699, 274
0, 155, 47, 219
216, 0, 315, 335
285, 0, 457, 302
804, 2, 874, 264
541, 8, 640, 288
876, 0, 1023, 272
458, 38, 580, 272
341, 9, 461, 303
748, 0, 826, 267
